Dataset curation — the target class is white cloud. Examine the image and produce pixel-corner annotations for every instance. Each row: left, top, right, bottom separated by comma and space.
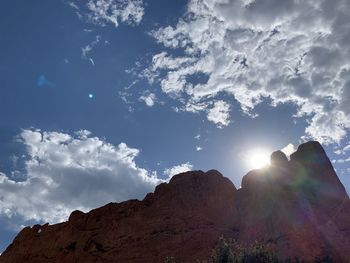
281, 143, 296, 157
333, 142, 350, 155
82, 35, 100, 58
164, 162, 193, 179
68, 2, 79, 10
81, 35, 101, 64
343, 144, 350, 152
139, 0, 350, 144
196, 146, 203, 151
207, 100, 231, 128
334, 149, 342, 155
0, 129, 162, 226
70, 0, 144, 27
139, 93, 156, 107
333, 158, 350, 164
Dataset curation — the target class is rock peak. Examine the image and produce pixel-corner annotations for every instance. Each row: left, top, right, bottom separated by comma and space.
290, 141, 327, 164
270, 150, 288, 166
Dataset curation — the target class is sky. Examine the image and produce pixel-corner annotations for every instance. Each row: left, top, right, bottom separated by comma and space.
0, 0, 350, 253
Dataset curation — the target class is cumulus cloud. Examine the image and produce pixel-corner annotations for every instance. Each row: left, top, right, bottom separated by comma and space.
281, 143, 296, 157
138, 0, 350, 144
69, 0, 144, 27
0, 129, 162, 226
164, 162, 193, 178
207, 100, 231, 128
139, 93, 156, 107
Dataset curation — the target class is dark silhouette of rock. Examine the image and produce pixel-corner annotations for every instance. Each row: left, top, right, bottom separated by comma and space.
270, 150, 288, 165
1, 141, 349, 262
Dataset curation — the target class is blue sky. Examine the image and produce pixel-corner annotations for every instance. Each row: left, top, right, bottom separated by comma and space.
1, 0, 350, 253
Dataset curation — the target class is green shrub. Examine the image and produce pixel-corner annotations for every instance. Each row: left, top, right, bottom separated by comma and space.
211, 237, 235, 263
211, 237, 279, 263
164, 237, 334, 263
163, 256, 180, 263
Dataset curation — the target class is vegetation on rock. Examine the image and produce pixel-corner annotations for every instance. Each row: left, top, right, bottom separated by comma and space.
164, 237, 334, 263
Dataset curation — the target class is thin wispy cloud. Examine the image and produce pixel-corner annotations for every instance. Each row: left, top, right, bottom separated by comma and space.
69, 0, 144, 27
37, 75, 55, 88
81, 35, 101, 65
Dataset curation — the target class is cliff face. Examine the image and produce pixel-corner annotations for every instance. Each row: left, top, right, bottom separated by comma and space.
1, 141, 349, 263
238, 142, 350, 261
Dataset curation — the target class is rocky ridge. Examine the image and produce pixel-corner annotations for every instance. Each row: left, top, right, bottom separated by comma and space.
0, 141, 349, 262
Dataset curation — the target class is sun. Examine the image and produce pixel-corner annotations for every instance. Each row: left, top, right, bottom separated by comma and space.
245, 149, 270, 169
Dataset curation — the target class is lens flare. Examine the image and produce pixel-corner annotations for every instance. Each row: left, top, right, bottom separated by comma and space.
245, 149, 270, 169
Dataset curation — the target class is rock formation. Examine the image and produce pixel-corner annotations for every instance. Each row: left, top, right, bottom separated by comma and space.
1, 141, 349, 262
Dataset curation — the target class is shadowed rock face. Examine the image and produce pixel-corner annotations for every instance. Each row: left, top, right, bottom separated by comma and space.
1, 141, 350, 263
270, 150, 288, 166
239, 142, 350, 262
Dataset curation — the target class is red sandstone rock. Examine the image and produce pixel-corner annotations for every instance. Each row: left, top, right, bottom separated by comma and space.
1, 141, 349, 262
